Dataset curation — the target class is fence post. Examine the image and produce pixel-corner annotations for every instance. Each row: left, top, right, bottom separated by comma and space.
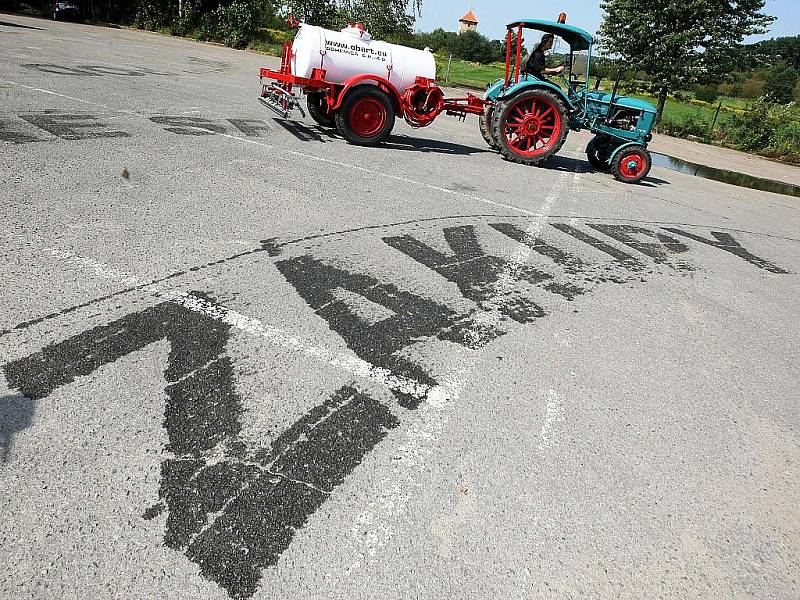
446, 54, 452, 83
710, 101, 722, 134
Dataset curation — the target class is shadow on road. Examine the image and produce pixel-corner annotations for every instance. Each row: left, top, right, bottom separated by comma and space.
272, 118, 488, 156
0, 394, 34, 464
546, 154, 671, 186
385, 134, 489, 156
274, 118, 337, 143
0, 19, 44, 30
269, 118, 668, 174
639, 176, 672, 187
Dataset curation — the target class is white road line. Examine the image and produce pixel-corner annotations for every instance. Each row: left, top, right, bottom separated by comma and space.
12, 245, 440, 405
213, 131, 545, 218
0, 78, 137, 115
3, 77, 549, 218
536, 388, 566, 453
344, 168, 572, 574
165, 291, 439, 402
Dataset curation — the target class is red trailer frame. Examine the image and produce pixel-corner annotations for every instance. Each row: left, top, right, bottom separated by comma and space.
258, 20, 487, 145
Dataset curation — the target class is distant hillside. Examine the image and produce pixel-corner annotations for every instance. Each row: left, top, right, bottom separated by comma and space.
739, 35, 800, 70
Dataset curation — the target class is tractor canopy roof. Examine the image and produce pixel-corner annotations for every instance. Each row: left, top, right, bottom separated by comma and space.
507, 19, 593, 52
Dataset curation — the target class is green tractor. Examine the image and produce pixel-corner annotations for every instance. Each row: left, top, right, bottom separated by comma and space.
481, 17, 657, 184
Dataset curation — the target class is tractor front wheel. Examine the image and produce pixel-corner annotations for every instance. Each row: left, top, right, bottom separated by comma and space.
491, 89, 568, 166
307, 92, 334, 128
335, 86, 395, 146
586, 136, 611, 171
478, 104, 498, 150
611, 146, 652, 184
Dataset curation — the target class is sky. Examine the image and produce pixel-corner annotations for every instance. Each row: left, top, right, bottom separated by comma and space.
414, 0, 799, 44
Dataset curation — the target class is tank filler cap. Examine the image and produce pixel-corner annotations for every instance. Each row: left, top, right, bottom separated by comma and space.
342, 23, 371, 41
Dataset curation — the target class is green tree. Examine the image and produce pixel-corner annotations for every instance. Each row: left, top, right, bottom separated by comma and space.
336, 0, 421, 38
693, 83, 719, 103
489, 38, 504, 62
599, 0, 774, 122
452, 30, 494, 64
284, 0, 339, 28
764, 63, 799, 104
740, 35, 800, 70
589, 55, 613, 80
419, 28, 458, 53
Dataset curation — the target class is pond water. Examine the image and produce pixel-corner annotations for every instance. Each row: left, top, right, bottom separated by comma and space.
650, 152, 800, 198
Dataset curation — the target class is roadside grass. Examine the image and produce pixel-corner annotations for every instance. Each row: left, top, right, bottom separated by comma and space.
248, 38, 283, 55
435, 56, 504, 89
624, 92, 734, 126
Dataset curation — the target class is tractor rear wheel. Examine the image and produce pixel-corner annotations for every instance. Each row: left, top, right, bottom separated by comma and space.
586, 136, 610, 170
307, 92, 334, 128
479, 104, 498, 150
611, 146, 652, 184
491, 89, 568, 166
335, 86, 395, 146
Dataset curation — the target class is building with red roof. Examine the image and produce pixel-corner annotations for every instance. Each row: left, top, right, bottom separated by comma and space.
458, 8, 479, 34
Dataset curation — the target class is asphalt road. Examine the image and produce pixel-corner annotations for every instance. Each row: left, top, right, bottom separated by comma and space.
1, 14, 799, 600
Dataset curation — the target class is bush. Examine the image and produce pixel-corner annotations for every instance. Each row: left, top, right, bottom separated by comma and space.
655, 112, 711, 140
764, 63, 799, 104
693, 83, 719, 103
134, 0, 173, 30
216, 1, 262, 48
769, 118, 800, 157
170, 0, 199, 36
722, 99, 800, 162
724, 100, 773, 151
740, 77, 765, 99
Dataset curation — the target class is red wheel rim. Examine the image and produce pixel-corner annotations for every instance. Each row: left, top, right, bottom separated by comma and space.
619, 153, 646, 178
349, 97, 387, 138
501, 96, 562, 157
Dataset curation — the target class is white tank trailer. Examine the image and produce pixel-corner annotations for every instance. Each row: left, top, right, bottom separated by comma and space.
291, 24, 436, 95
259, 22, 485, 145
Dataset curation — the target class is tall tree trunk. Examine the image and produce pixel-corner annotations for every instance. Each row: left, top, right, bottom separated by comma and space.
655, 87, 668, 124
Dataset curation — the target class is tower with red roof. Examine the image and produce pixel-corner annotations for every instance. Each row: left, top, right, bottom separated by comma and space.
458, 8, 479, 34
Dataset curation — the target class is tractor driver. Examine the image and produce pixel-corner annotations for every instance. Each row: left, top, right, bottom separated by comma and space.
525, 33, 566, 80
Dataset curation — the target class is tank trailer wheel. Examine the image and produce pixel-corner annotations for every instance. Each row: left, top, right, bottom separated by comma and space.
307, 92, 334, 128
479, 104, 498, 150
491, 89, 568, 166
335, 86, 395, 146
611, 146, 652, 184
586, 136, 611, 171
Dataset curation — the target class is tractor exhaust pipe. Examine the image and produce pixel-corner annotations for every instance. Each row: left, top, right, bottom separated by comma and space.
607, 68, 622, 119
